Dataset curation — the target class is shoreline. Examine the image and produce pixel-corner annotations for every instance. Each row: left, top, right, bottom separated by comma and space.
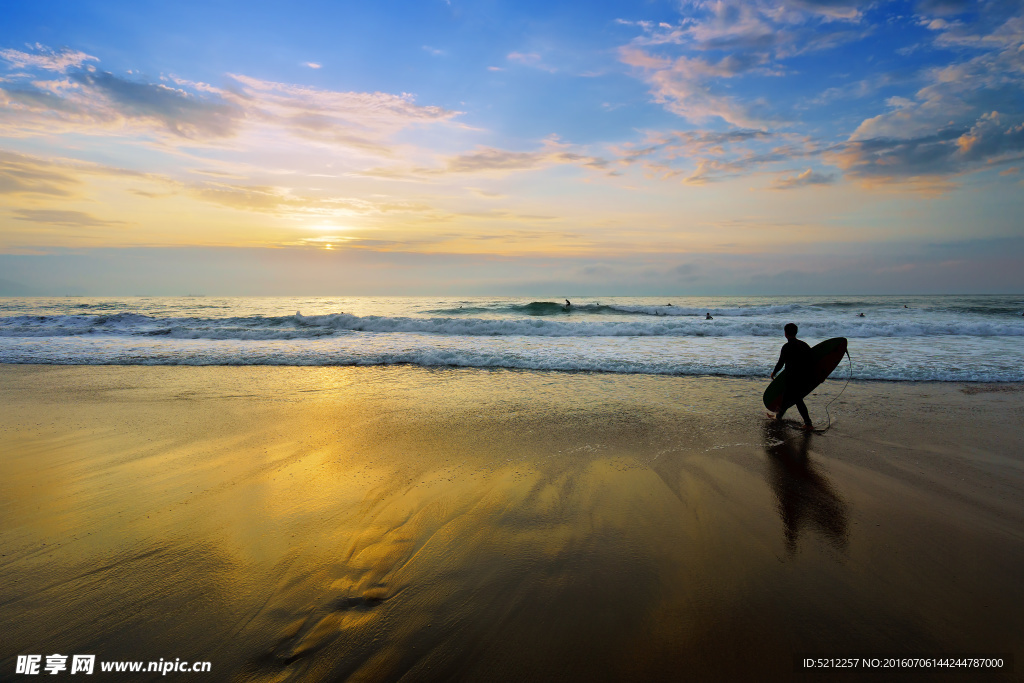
2, 365, 1022, 681
4, 360, 1024, 384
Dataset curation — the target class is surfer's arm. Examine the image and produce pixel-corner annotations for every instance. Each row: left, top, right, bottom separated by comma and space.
771, 350, 785, 379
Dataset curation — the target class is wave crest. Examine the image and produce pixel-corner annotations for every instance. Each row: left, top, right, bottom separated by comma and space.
1, 311, 1022, 340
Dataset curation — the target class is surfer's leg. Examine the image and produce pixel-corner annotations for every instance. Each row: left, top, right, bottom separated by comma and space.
774, 398, 791, 420
795, 398, 812, 427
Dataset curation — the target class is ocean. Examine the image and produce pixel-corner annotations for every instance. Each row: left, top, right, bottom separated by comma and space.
1, 295, 1022, 381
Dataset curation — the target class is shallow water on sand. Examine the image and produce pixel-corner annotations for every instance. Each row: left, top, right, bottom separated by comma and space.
1, 366, 1021, 681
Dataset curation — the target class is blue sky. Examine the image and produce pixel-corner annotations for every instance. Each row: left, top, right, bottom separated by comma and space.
1, 0, 1022, 294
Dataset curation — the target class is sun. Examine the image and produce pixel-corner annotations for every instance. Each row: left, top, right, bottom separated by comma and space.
299, 235, 348, 250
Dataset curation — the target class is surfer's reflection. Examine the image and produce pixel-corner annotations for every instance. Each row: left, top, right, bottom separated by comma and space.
762, 421, 848, 555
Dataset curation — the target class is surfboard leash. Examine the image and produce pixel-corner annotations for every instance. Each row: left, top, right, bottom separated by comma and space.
819, 349, 852, 433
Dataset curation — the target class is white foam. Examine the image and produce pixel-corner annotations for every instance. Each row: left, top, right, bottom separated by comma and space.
4, 312, 1020, 340
1, 334, 1021, 382
606, 303, 802, 317
2, 296, 1022, 381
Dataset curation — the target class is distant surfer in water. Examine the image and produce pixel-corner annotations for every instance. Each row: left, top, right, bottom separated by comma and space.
705, 312, 713, 320
770, 323, 813, 431
564, 299, 571, 310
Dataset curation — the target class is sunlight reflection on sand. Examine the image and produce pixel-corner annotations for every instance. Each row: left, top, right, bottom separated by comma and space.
1, 366, 1021, 681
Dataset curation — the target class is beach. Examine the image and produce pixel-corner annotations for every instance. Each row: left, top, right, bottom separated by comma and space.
4, 0, 1024, 673
1, 365, 1021, 681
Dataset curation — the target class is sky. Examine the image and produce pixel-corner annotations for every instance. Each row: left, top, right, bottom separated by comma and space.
0, 0, 1022, 295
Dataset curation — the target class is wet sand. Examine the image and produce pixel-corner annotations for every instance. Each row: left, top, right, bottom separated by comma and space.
1, 365, 1022, 681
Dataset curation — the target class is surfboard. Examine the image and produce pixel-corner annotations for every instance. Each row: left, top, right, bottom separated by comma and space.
763, 337, 848, 413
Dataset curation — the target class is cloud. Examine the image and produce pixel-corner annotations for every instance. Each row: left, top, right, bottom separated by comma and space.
0, 149, 160, 195
617, 1, 871, 123
0, 61, 243, 141
0, 150, 82, 196
619, 46, 768, 127
443, 144, 608, 174
302, 62, 322, 69
0, 44, 97, 72
828, 4, 1024, 184
0, 44, 463, 154
187, 179, 437, 219
830, 112, 1024, 183
224, 74, 462, 153
507, 52, 556, 73
190, 183, 295, 212
468, 187, 506, 198
0, 149, 434, 227
955, 112, 1024, 161
783, 0, 863, 20
626, 1, 864, 53
358, 138, 609, 180
447, 209, 559, 223
682, 159, 742, 184
807, 73, 899, 106
849, 9, 1024, 143
617, 1, 881, 127
770, 168, 836, 189
630, 4, 776, 50
12, 209, 126, 227
1, 86, 84, 115
70, 70, 242, 138
611, 128, 818, 184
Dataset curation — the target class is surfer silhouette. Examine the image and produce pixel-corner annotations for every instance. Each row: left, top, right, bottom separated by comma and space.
770, 323, 813, 430
705, 312, 713, 320
564, 299, 571, 310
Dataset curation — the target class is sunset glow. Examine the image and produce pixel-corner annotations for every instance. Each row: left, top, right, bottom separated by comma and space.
1, 0, 1022, 294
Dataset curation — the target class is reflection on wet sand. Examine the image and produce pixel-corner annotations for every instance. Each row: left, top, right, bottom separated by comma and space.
3, 367, 1023, 681
239, 456, 690, 682
762, 421, 849, 556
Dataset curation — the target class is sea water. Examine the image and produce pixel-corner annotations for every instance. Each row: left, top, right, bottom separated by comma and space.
1, 295, 1021, 382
